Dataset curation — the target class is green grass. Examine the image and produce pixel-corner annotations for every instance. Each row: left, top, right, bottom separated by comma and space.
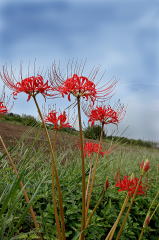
0, 127, 159, 239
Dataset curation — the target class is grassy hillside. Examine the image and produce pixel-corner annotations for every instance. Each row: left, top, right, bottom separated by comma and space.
0, 113, 157, 149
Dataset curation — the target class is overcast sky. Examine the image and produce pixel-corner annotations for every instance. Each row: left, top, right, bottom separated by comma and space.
0, 0, 159, 141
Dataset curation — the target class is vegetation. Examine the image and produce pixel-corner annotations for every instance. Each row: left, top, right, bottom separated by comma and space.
0, 113, 39, 126
0, 129, 158, 239
84, 125, 106, 140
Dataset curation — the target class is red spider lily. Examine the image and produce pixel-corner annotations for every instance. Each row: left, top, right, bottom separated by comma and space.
0, 67, 54, 101
0, 102, 8, 114
45, 110, 72, 130
87, 104, 125, 126
140, 160, 150, 173
115, 176, 145, 197
0, 87, 12, 114
50, 63, 117, 103
83, 142, 105, 157
57, 74, 97, 103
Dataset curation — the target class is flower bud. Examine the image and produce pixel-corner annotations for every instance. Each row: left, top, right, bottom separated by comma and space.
140, 160, 150, 173
104, 177, 109, 191
145, 215, 150, 226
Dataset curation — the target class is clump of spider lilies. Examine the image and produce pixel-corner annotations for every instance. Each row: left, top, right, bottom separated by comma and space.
105, 159, 150, 240
0, 61, 152, 240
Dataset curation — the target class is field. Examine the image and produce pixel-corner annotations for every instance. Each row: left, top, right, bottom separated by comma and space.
0, 121, 159, 240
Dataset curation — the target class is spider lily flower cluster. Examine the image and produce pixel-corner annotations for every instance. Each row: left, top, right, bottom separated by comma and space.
0, 69, 54, 101
115, 176, 145, 197
56, 74, 97, 102
84, 103, 126, 127
82, 142, 113, 158
50, 63, 117, 103
0, 102, 8, 114
45, 110, 72, 130
83, 142, 105, 157
0, 88, 10, 114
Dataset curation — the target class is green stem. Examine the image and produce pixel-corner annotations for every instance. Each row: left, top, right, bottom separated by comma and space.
77, 97, 86, 240
85, 158, 93, 205
85, 123, 104, 219
150, 202, 159, 220
33, 96, 66, 240
139, 190, 159, 240
86, 189, 105, 228
105, 194, 129, 240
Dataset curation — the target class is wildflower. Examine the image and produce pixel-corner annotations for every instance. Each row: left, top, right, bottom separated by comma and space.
115, 176, 145, 197
57, 74, 97, 102
140, 160, 150, 173
88, 104, 125, 126
0, 66, 54, 101
0, 102, 8, 114
83, 142, 105, 157
0, 87, 11, 114
50, 63, 117, 103
45, 110, 72, 130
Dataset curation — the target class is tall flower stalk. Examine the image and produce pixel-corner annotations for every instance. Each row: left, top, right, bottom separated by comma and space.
105, 194, 129, 240
77, 96, 86, 239
84, 102, 126, 221
33, 95, 66, 240
85, 123, 104, 219
51, 64, 117, 239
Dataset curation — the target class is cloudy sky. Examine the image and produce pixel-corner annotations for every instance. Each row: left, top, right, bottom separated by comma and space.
0, 0, 159, 141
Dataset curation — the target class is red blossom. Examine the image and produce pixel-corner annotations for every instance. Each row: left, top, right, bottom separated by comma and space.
140, 160, 150, 173
13, 76, 54, 101
45, 110, 72, 130
0, 67, 54, 101
56, 74, 97, 102
83, 142, 105, 157
0, 87, 11, 114
50, 65, 117, 103
115, 176, 145, 197
88, 104, 125, 126
0, 102, 8, 114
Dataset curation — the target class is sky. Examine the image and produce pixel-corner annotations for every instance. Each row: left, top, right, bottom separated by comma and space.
0, 0, 159, 141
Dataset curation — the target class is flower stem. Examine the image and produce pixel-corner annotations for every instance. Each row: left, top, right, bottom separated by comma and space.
116, 175, 143, 240
86, 189, 105, 228
138, 191, 159, 240
0, 136, 42, 239
77, 96, 86, 240
51, 130, 62, 239
105, 194, 129, 240
33, 96, 66, 240
85, 158, 93, 205
85, 123, 104, 219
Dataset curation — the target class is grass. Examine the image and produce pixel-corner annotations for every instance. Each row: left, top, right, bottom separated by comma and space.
0, 126, 159, 239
